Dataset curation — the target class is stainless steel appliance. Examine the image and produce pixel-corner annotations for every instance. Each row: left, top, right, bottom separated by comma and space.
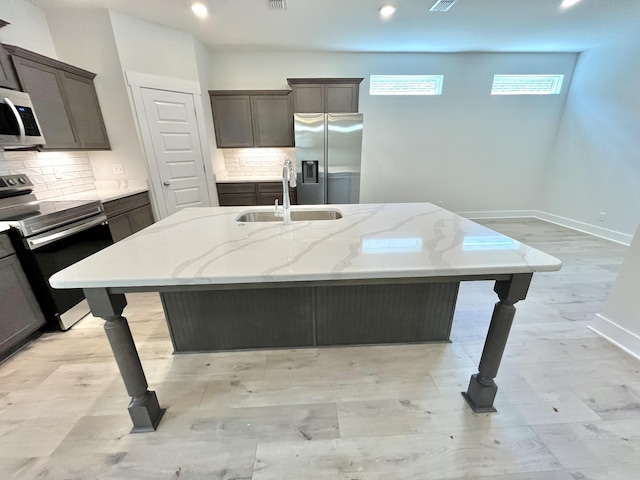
0, 174, 112, 330
0, 87, 46, 149
294, 113, 363, 204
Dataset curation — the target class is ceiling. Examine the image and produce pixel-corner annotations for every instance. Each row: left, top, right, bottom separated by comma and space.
29, 0, 640, 53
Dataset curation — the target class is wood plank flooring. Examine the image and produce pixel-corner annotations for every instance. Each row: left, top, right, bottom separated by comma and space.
1, 218, 639, 479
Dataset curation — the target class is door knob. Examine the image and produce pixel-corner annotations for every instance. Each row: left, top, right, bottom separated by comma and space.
163, 180, 171, 186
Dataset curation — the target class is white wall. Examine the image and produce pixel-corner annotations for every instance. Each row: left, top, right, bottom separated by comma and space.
193, 37, 219, 205
572, 32, 640, 358
0, 0, 56, 57
45, 9, 149, 181
540, 33, 640, 238
193, 38, 224, 176
591, 221, 640, 359
209, 52, 577, 212
109, 11, 199, 82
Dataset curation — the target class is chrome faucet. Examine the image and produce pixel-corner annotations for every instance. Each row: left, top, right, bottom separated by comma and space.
275, 158, 297, 225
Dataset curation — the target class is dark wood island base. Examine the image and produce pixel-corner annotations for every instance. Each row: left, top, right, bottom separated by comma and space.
84, 272, 532, 431
84, 289, 165, 433
160, 280, 460, 352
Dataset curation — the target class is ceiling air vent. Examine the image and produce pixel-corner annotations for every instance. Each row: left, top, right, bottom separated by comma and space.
429, 0, 456, 12
269, 0, 287, 10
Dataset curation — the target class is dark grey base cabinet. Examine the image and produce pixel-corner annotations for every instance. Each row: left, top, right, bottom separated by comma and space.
0, 233, 46, 361
287, 78, 363, 113
217, 182, 297, 207
3, 44, 110, 151
161, 281, 459, 352
104, 192, 154, 243
209, 90, 293, 148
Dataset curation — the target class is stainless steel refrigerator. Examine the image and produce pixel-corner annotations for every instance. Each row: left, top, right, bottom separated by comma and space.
294, 113, 363, 204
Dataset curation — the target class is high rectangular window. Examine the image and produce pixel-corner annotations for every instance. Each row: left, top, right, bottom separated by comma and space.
491, 74, 564, 95
370, 75, 444, 96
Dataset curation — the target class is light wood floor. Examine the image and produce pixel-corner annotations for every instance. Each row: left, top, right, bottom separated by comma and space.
1, 218, 639, 479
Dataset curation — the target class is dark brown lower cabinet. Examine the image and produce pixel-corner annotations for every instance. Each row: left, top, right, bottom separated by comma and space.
217, 182, 297, 206
103, 192, 154, 243
217, 182, 258, 206
0, 234, 46, 361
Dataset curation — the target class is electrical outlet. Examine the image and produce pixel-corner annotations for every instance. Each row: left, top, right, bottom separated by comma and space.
112, 164, 125, 175
598, 212, 607, 222
54, 167, 64, 180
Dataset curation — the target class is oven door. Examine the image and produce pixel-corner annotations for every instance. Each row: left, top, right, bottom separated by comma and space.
16, 215, 113, 330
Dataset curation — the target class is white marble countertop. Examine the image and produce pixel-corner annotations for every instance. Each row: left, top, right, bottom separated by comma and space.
50, 203, 561, 290
1, 183, 147, 234
48, 180, 149, 203
215, 173, 282, 183
54, 186, 148, 203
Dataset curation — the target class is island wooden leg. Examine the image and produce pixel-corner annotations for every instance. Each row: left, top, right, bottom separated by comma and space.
84, 288, 165, 432
462, 273, 533, 413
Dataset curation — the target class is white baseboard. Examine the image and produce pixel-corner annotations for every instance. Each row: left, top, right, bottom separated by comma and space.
534, 211, 632, 245
457, 209, 632, 246
458, 210, 537, 220
589, 314, 640, 361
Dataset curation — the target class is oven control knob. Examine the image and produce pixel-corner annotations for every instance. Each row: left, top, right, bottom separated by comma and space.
18, 177, 28, 184
6, 178, 16, 185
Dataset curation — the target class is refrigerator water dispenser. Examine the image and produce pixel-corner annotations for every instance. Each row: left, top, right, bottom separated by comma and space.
303, 161, 319, 183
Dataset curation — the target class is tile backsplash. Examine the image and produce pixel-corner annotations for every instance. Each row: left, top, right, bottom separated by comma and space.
0, 150, 96, 200
222, 148, 296, 178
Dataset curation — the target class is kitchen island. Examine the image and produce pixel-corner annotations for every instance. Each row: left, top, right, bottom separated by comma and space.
50, 203, 561, 432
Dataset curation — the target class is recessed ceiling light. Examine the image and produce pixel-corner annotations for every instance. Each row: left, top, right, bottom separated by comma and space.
379, 4, 397, 19
560, 0, 581, 9
191, 2, 208, 18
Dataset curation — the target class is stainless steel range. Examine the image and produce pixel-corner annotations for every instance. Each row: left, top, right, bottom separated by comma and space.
0, 174, 113, 330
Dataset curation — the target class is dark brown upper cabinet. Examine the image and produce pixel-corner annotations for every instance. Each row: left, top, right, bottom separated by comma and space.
0, 42, 20, 90
209, 90, 293, 149
4, 44, 110, 151
287, 78, 363, 113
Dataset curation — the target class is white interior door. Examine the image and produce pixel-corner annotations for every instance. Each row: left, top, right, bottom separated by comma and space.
140, 88, 211, 216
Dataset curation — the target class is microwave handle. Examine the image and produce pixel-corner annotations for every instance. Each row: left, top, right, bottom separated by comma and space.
3, 97, 26, 141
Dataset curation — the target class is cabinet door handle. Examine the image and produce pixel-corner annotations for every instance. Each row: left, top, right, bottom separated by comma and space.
163, 180, 171, 186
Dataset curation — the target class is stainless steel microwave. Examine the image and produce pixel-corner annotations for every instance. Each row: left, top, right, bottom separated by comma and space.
0, 87, 46, 149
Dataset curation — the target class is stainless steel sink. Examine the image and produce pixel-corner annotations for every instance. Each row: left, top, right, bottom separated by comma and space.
236, 209, 343, 223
